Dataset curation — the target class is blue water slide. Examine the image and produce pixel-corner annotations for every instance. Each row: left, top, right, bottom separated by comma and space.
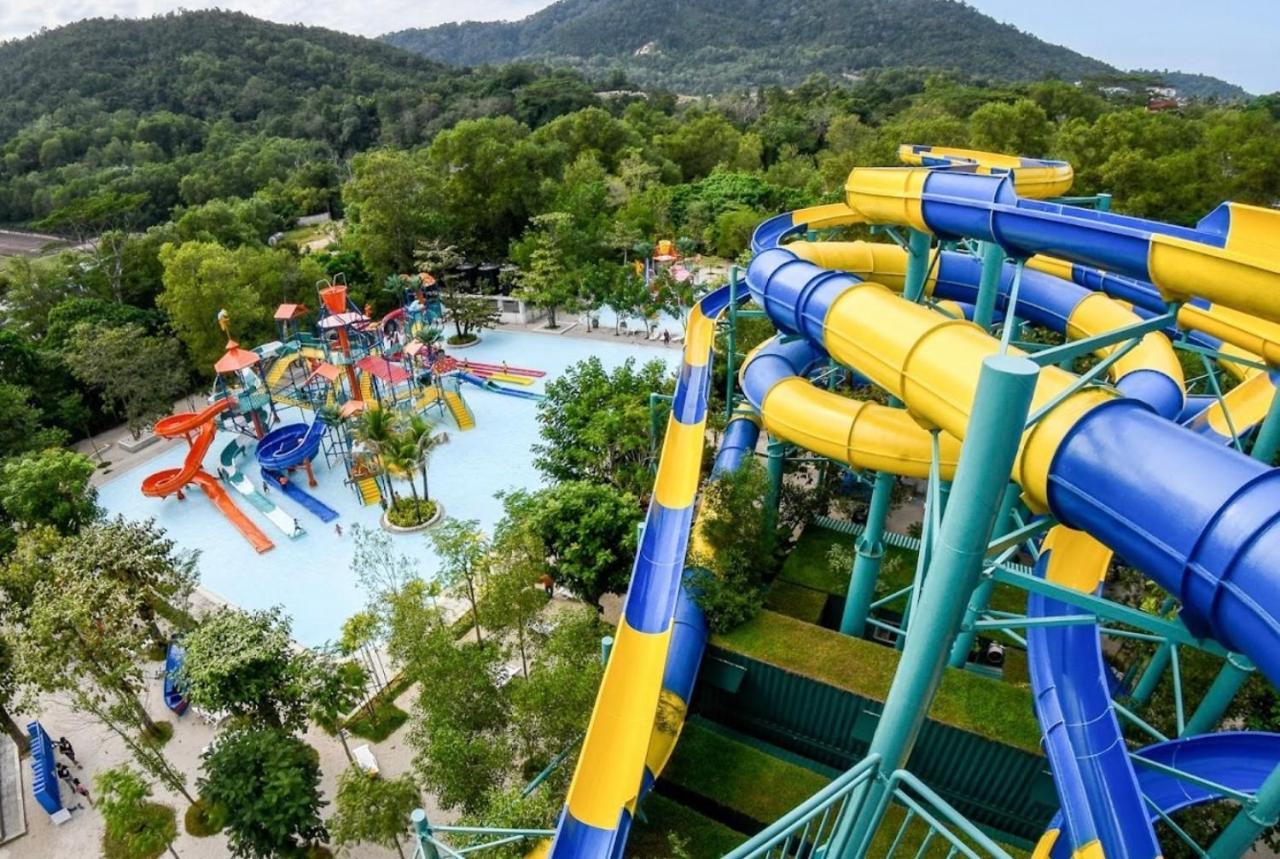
457, 371, 544, 401
164, 641, 189, 715
256, 422, 339, 523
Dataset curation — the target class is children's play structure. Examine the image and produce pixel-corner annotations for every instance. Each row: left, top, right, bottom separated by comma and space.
444, 146, 1280, 859
141, 274, 545, 548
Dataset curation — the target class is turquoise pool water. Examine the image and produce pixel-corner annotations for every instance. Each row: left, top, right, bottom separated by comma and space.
97, 329, 679, 646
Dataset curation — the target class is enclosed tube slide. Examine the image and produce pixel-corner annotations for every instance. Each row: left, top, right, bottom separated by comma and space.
141, 399, 274, 553
746, 195, 1280, 857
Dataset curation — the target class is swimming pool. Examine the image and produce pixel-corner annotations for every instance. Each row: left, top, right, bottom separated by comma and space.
96, 329, 679, 646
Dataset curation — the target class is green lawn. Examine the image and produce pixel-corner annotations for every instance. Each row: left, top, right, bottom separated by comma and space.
629, 793, 746, 858
779, 525, 1028, 616
663, 722, 830, 826
713, 611, 1043, 754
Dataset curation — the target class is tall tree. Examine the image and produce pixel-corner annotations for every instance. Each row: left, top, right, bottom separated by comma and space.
328, 769, 420, 859
199, 727, 327, 859
344, 149, 439, 279
0, 448, 98, 534
96, 766, 180, 859
178, 607, 312, 731
307, 649, 369, 763
428, 518, 490, 641
65, 322, 189, 439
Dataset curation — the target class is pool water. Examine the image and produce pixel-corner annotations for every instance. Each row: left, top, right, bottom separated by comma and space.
97, 329, 679, 646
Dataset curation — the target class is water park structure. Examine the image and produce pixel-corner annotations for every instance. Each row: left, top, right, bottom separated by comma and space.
406, 145, 1280, 859
140, 273, 546, 549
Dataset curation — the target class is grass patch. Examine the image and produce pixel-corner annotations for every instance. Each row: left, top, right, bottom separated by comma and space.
144, 641, 168, 662
103, 801, 176, 859
867, 802, 1029, 859
782, 525, 1028, 615
152, 599, 198, 633
629, 793, 745, 858
344, 673, 413, 742
141, 720, 173, 748
765, 580, 828, 624
447, 333, 478, 346
664, 722, 829, 826
184, 798, 226, 837
386, 497, 437, 527
714, 611, 1042, 754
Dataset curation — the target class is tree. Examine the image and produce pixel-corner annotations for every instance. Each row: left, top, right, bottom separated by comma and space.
429, 518, 490, 642
7, 542, 193, 801
482, 527, 550, 678
344, 149, 439, 279
307, 649, 368, 763
533, 356, 674, 500
514, 212, 583, 329
350, 524, 421, 604
403, 413, 450, 503
199, 727, 327, 859
96, 766, 179, 859
158, 241, 320, 372
0, 635, 28, 753
0, 448, 98, 534
497, 482, 640, 607
689, 458, 778, 632
179, 607, 311, 731
54, 516, 197, 647
65, 322, 189, 439
328, 769, 420, 859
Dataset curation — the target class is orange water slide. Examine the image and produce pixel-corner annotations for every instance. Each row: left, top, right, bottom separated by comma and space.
141, 399, 274, 553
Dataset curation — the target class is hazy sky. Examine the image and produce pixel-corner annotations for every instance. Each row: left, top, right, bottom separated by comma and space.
1, 1, 1276, 94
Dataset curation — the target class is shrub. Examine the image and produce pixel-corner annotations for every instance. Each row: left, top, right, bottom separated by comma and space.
387, 497, 437, 527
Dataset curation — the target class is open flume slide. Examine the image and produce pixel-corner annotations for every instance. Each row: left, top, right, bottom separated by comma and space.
141, 399, 274, 553
256, 421, 338, 523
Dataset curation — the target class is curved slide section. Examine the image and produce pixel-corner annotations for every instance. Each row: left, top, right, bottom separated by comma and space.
547, 286, 743, 858
256, 422, 338, 524
142, 400, 274, 553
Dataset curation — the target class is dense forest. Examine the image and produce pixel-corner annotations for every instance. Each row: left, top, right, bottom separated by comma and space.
383, 0, 1242, 96
2, 9, 1280, 461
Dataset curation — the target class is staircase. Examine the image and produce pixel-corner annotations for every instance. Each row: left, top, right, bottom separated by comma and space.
443, 390, 475, 430
356, 476, 382, 506
359, 372, 378, 406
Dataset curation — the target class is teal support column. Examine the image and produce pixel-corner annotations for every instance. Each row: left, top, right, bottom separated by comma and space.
1130, 596, 1180, 707
832, 354, 1039, 856
765, 440, 786, 532
972, 241, 1004, 331
1182, 653, 1254, 736
1131, 644, 1173, 707
903, 229, 932, 303
841, 471, 895, 637
411, 809, 440, 859
948, 482, 1021, 668
1096, 193, 1112, 212
1249, 385, 1280, 465
1207, 762, 1280, 859
725, 266, 739, 422
600, 635, 614, 666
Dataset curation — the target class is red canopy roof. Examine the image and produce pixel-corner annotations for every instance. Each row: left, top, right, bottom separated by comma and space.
303, 363, 341, 386
213, 340, 262, 374
355, 355, 412, 384
273, 303, 310, 321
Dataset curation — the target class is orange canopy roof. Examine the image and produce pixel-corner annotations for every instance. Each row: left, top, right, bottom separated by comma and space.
274, 303, 310, 321
214, 340, 262, 374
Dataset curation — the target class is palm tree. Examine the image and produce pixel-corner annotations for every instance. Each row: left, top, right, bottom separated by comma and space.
403, 414, 449, 502
354, 407, 396, 498
379, 432, 423, 511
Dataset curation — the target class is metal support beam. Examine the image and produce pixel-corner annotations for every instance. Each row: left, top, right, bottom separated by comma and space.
903, 229, 932, 303
1026, 312, 1176, 368
973, 241, 1004, 331
951, 484, 1028, 667
841, 471, 895, 637
1131, 642, 1174, 707
1182, 653, 1255, 736
1250, 384, 1280, 465
1207, 762, 1280, 859
411, 809, 441, 859
765, 439, 786, 533
832, 354, 1038, 855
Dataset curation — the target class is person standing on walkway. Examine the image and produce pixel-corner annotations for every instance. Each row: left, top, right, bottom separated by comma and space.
57, 736, 81, 769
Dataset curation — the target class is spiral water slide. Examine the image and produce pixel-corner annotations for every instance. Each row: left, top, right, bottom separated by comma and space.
546, 145, 1280, 858
141, 399, 274, 553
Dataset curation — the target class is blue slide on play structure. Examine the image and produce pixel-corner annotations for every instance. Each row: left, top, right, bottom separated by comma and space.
256, 421, 339, 523
457, 371, 544, 401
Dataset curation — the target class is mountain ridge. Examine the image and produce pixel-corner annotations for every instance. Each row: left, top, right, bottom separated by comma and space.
382, 0, 1247, 98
